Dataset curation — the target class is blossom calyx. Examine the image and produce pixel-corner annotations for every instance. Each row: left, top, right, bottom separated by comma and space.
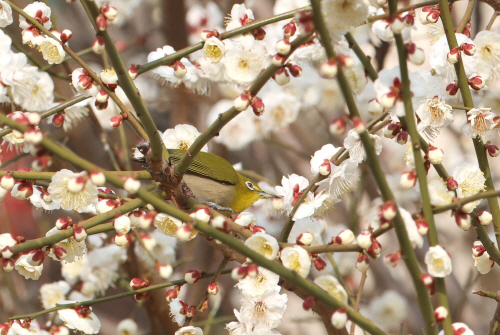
396, 131, 409, 145
109, 115, 124, 128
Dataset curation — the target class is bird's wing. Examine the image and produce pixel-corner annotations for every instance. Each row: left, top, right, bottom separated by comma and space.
167, 149, 238, 185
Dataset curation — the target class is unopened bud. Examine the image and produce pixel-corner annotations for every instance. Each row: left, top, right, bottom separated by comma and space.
96, 14, 107, 31
380, 92, 397, 109
478, 211, 493, 226
249, 225, 266, 234
419, 6, 440, 24
96, 89, 109, 103
314, 257, 327, 271
276, 39, 291, 55
287, 63, 302, 77
198, 298, 209, 312
251, 97, 265, 116
352, 117, 365, 133
400, 171, 417, 188
90, 170, 106, 186
355, 254, 370, 272
473, 241, 486, 257
337, 54, 354, 68
130, 277, 148, 290
447, 48, 460, 64
427, 146, 444, 164
201, 29, 216, 41
124, 176, 141, 194
109, 115, 123, 128
0, 173, 15, 190
53, 113, 65, 127
2, 258, 14, 272
331, 309, 348, 329
319, 161, 331, 176
156, 262, 173, 279
446, 82, 459, 96
283, 22, 297, 38
134, 292, 150, 302
128, 66, 138, 80
455, 211, 471, 231
27, 249, 45, 266
114, 214, 131, 234
92, 36, 105, 54
390, 16, 405, 34
446, 177, 458, 190
26, 112, 41, 125
176, 225, 193, 242
195, 207, 211, 223
73, 225, 87, 241
406, 43, 425, 65
234, 93, 251, 111
396, 131, 409, 145
207, 282, 219, 295
114, 233, 130, 247
273, 67, 290, 85
320, 59, 338, 79
368, 98, 384, 116
61, 29, 72, 44
421, 274, 435, 289
211, 215, 228, 232
272, 53, 286, 67
384, 251, 401, 268
1, 246, 13, 259
487, 144, 500, 157
461, 43, 476, 56
334, 229, 355, 244
101, 4, 118, 21
356, 231, 373, 249
434, 306, 448, 323
366, 238, 382, 259
303, 297, 315, 310
329, 117, 347, 135
468, 76, 485, 91
24, 128, 43, 144
231, 265, 248, 280
56, 217, 70, 230
297, 232, 313, 246
381, 200, 397, 221
165, 287, 179, 302
53, 246, 68, 260
173, 61, 187, 78
247, 263, 259, 278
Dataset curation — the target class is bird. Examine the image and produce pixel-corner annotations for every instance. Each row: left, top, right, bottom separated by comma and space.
137, 146, 279, 215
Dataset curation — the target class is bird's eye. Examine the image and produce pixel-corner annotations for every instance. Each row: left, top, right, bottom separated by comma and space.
245, 181, 255, 190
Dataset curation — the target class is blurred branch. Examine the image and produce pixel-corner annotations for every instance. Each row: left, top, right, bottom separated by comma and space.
456, 0, 475, 33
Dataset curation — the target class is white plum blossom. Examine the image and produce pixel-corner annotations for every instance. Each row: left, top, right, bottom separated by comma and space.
371, 8, 412, 42
415, 96, 453, 135
293, 190, 340, 220
463, 107, 496, 140
35, 36, 66, 64
162, 124, 208, 152
226, 310, 278, 335
314, 275, 348, 304
46, 226, 87, 263
280, 246, 311, 277
364, 290, 408, 332
29, 186, 60, 211
344, 129, 383, 163
0, 233, 16, 250
117, 319, 139, 335
275, 174, 310, 214
169, 298, 188, 326
175, 326, 203, 335
71, 68, 100, 97
244, 233, 279, 260
0, 1, 13, 27
474, 30, 500, 80
203, 37, 225, 63
425, 245, 452, 277
40, 281, 71, 309
15, 253, 43, 280
428, 179, 454, 207
58, 101, 90, 132
225, 4, 256, 50
223, 45, 270, 85
185, 2, 224, 44
238, 291, 288, 329
260, 89, 301, 134
323, 0, 368, 41
148, 45, 194, 86
399, 207, 424, 248
452, 163, 485, 212
438, 323, 474, 335
48, 169, 98, 213
57, 305, 101, 334
236, 267, 281, 297
19, 1, 52, 30
474, 249, 494, 274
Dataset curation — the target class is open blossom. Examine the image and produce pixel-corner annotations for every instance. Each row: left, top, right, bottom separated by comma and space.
293, 191, 340, 220
244, 233, 279, 260
236, 267, 280, 297
15, 253, 43, 280
226, 310, 278, 335
463, 107, 496, 140
162, 124, 208, 152
472, 241, 494, 274
71, 68, 99, 97
314, 275, 348, 304
148, 45, 194, 86
203, 37, 224, 63
48, 169, 98, 213
224, 44, 270, 85
430, 33, 477, 82
275, 174, 310, 214
239, 291, 288, 329
452, 163, 485, 212
35, 36, 66, 64
19, 1, 52, 30
57, 304, 101, 334
46, 226, 87, 263
280, 246, 311, 277
225, 4, 256, 49
169, 298, 188, 326
428, 179, 454, 207
154, 213, 196, 240
364, 291, 408, 332
260, 89, 301, 134
425, 245, 452, 277
415, 96, 453, 133
344, 129, 383, 163
0, 1, 13, 27
29, 186, 60, 211
175, 326, 203, 335
323, 0, 368, 39
474, 30, 500, 80
40, 281, 71, 309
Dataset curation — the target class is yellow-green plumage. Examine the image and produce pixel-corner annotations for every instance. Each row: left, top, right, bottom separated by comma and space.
167, 149, 274, 214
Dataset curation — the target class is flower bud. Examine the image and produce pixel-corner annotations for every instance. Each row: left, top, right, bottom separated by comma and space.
337, 54, 354, 68
303, 297, 315, 311
446, 177, 458, 190
195, 207, 211, 223
352, 117, 365, 133
404, 12, 415, 26
252, 27, 266, 40
434, 306, 448, 323
400, 171, 417, 188
446, 82, 459, 96
334, 229, 355, 244
96, 89, 109, 103
186, 305, 197, 317
198, 298, 209, 312
109, 115, 123, 128
67, 175, 87, 193
246, 263, 259, 278
366, 238, 382, 259
478, 211, 493, 226
90, 170, 106, 186
26, 112, 41, 125
314, 257, 327, 271
419, 6, 440, 24
355, 254, 370, 272
331, 309, 348, 329
406, 43, 425, 65
173, 61, 187, 78
234, 93, 250, 111
356, 231, 372, 249
207, 282, 219, 295
0, 173, 15, 190
101, 4, 118, 21
427, 146, 444, 164
473, 241, 486, 257
27, 249, 45, 266
114, 214, 131, 234
201, 29, 216, 41
297, 232, 313, 246
273, 67, 290, 85
73, 225, 87, 241
53, 246, 68, 260
124, 176, 141, 194
96, 13, 107, 31
380, 200, 397, 221
56, 217, 70, 230
157, 262, 173, 279
447, 48, 460, 64
396, 131, 409, 145
1, 246, 13, 259
2, 258, 14, 272
283, 22, 297, 38
176, 225, 194, 242
114, 233, 130, 246
130, 277, 148, 290
0, 323, 9, 335
276, 39, 291, 55
287, 63, 302, 77
320, 59, 338, 79
11, 181, 33, 200
139, 211, 156, 229
101, 68, 118, 86
185, 270, 201, 284
468, 76, 485, 90
272, 53, 286, 67
61, 29, 72, 44
92, 36, 105, 54
384, 251, 401, 268
231, 265, 248, 280
128, 66, 138, 80
251, 97, 265, 116
24, 128, 43, 144
134, 292, 150, 302
52, 113, 65, 127
249, 225, 266, 234
368, 98, 384, 116
319, 161, 331, 176
166, 287, 179, 302
234, 212, 255, 226
211, 215, 228, 232
390, 16, 405, 34
416, 218, 429, 235
487, 144, 500, 157
377, 0, 388, 4
455, 211, 471, 231
380, 92, 397, 109
329, 117, 347, 136
461, 43, 476, 56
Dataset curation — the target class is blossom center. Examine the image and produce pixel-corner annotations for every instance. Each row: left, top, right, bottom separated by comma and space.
253, 301, 268, 320
205, 45, 222, 60
288, 253, 301, 272
257, 238, 273, 258
471, 113, 488, 137
156, 217, 178, 236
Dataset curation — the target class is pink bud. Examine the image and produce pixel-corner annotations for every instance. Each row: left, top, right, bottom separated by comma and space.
384, 251, 401, 268
234, 93, 251, 111
276, 39, 291, 55
329, 117, 347, 135
249, 225, 266, 234
468, 76, 485, 90
355, 254, 370, 272
404, 12, 415, 26
303, 297, 315, 311
380, 200, 397, 221
487, 144, 500, 157
446, 177, 458, 190
273, 67, 290, 86
252, 27, 266, 40
1, 246, 13, 259
461, 43, 476, 56
173, 61, 187, 78
396, 131, 409, 145
251, 97, 265, 116
52, 113, 65, 127
24, 128, 43, 144
334, 229, 355, 245
447, 48, 460, 64
128, 66, 138, 80
478, 211, 493, 226
331, 309, 348, 329
231, 265, 248, 280
366, 238, 382, 259
0, 173, 15, 190
207, 282, 219, 295
185, 270, 201, 284
287, 63, 302, 77
11, 181, 33, 200
319, 161, 331, 176
73, 225, 87, 241
272, 53, 286, 67
157, 262, 173, 279
368, 98, 384, 115
134, 292, 150, 302
27, 249, 45, 266
352, 116, 365, 133
109, 115, 123, 128
2, 258, 14, 272
53, 246, 68, 260
419, 6, 440, 24
246, 263, 259, 278
92, 36, 105, 54
455, 211, 471, 231
400, 171, 417, 189
96, 89, 109, 103
61, 29, 72, 44
101, 4, 118, 21
314, 257, 327, 271
446, 82, 460, 96
427, 146, 444, 164
96, 14, 107, 31
472, 241, 486, 257
434, 306, 448, 323
186, 306, 197, 317
200, 29, 216, 41
165, 287, 179, 302
130, 277, 148, 290
56, 217, 70, 230
297, 232, 313, 246
283, 22, 297, 38
320, 59, 338, 79
416, 218, 429, 235
356, 231, 373, 249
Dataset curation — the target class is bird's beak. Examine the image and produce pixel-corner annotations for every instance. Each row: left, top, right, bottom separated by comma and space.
258, 191, 281, 199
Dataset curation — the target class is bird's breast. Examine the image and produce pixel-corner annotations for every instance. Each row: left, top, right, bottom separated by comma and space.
182, 174, 235, 208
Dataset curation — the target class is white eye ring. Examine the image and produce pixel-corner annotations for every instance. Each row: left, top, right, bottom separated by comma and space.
245, 181, 255, 190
